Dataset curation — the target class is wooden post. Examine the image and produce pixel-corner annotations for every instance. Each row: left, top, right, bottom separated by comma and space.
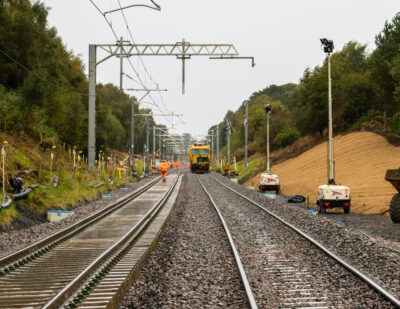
383, 110, 387, 132
38, 163, 41, 182
50, 146, 55, 195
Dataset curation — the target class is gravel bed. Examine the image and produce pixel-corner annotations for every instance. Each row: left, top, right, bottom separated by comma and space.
211, 172, 400, 301
0, 176, 158, 259
200, 174, 394, 307
274, 194, 400, 246
119, 172, 248, 309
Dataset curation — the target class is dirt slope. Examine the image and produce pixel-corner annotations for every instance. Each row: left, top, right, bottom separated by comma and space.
246, 132, 399, 215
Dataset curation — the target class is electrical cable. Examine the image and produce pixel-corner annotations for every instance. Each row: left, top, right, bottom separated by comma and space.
116, 0, 173, 124
115, 0, 174, 126
89, 0, 176, 126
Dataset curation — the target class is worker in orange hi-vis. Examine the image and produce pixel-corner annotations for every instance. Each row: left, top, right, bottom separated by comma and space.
159, 160, 168, 182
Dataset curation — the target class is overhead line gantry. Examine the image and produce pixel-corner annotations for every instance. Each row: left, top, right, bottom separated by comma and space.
88, 38, 254, 169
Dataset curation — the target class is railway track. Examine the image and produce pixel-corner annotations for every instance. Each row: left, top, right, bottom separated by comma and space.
198, 174, 400, 308
0, 174, 181, 308
197, 176, 258, 309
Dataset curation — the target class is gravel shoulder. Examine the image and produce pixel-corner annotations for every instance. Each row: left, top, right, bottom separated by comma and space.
274, 194, 400, 247
0, 175, 158, 259
213, 172, 400, 300
119, 172, 248, 309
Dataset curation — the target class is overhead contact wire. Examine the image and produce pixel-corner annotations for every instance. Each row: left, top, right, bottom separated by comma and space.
116, 0, 173, 125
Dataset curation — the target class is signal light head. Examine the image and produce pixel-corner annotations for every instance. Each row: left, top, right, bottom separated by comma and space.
320, 38, 334, 53
265, 104, 272, 114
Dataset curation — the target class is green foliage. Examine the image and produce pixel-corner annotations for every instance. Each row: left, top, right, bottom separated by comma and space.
372, 13, 400, 114
236, 156, 266, 183
387, 113, 400, 132
213, 94, 294, 160
249, 83, 297, 105
351, 110, 383, 130
0, 85, 23, 132
0, 1, 167, 156
212, 13, 400, 172
273, 129, 300, 148
292, 42, 378, 136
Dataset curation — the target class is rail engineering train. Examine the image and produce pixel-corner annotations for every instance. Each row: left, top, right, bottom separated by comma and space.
189, 144, 210, 173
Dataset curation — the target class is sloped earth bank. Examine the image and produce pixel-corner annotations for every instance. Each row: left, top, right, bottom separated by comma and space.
214, 172, 400, 302
246, 131, 400, 215
119, 172, 248, 308
0, 175, 157, 259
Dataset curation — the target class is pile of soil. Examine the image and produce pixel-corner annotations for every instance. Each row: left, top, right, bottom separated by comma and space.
245, 132, 400, 215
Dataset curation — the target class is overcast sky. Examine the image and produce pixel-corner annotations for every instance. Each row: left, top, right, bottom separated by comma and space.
42, 0, 400, 138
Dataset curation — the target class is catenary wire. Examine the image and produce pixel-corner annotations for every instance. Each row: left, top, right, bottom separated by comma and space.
89, 0, 174, 126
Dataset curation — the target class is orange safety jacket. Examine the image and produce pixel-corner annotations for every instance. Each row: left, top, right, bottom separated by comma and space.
159, 162, 168, 172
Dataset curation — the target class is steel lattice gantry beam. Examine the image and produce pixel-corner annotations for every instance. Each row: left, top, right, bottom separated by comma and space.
96, 40, 238, 60
96, 39, 241, 95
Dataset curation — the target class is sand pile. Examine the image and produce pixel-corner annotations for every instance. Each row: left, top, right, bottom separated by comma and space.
246, 132, 399, 214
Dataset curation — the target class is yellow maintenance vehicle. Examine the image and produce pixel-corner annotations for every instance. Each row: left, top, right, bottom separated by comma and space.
189, 144, 210, 173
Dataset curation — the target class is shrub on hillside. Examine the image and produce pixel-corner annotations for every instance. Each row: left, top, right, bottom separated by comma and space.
388, 113, 400, 133
351, 110, 383, 131
273, 129, 300, 148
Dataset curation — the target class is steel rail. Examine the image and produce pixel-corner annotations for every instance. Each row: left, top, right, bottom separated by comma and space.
211, 176, 400, 308
0, 176, 161, 269
44, 175, 179, 308
197, 176, 258, 309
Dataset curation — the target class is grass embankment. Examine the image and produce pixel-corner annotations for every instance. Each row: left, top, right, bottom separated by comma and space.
211, 154, 266, 183
0, 135, 147, 226
235, 155, 266, 184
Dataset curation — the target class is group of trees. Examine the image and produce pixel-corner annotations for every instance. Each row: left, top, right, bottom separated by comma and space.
211, 12, 400, 159
0, 0, 172, 155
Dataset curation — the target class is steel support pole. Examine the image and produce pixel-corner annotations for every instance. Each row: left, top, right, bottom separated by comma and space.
182, 39, 186, 94
153, 126, 156, 166
217, 124, 220, 163
146, 119, 150, 172
164, 141, 167, 161
120, 37, 123, 90
88, 44, 96, 170
211, 133, 214, 163
159, 133, 162, 160
227, 125, 231, 166
327, 53, 335, 184
266, 113, 270, 174
131, 98, 135, 169
245, 101, 248, 171
182, 58, 185, 95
